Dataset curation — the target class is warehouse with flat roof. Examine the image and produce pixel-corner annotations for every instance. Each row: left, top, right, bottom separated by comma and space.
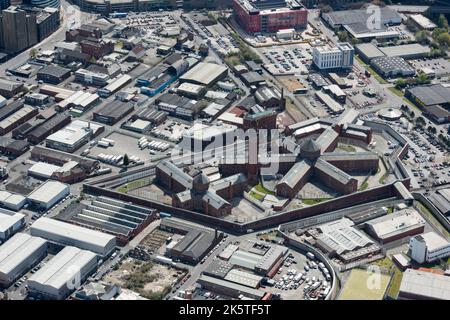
0, 208, 25, 241
378, 43, 431, 59
37, 65, 71, 84
28, 246, 97, 300
371, 56, 416, 78
30, 217, 116, 257
27, 114, 71, 145
93, 100, 134, 125
179, 62, 228, 87
27, 180, 70, 210
197, 274, 266, 300
0, 233, 47, 287
365, 208, 425, 244
399, 269, 450, 300
45, 120, 104, 152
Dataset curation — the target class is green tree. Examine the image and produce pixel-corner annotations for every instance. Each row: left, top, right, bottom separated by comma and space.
436, 32, 450, 48
30, 48, 38, 59
123, 154, 129, 167
416, 116, 426, 127
437, 14, 449, 30
337, 31, 349, 42
395, 78, 407, 89
415, 30, 430, 45
416, 72, 429, 85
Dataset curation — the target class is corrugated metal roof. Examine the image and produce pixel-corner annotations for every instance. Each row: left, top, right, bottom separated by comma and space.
28, 246, 96, 292
0, 233, 47, 276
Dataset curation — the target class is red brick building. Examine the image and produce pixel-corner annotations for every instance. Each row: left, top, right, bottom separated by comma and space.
233, 0, 307, 34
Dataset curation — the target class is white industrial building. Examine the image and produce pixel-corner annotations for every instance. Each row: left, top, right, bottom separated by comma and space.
45, 120, 104, 153
27, 161, 79, 180
28, 246, 97, 300
409, 232, 450, 264
365, 208, 425, 244
0, 208, 25, 241
312, 43, 354, 70
0, 190, 27, 211
399, 269, 450, 300
30, 217, 116, 257
27, 162, 61, 180
0, 233, 47, 286
27, 180, 70, 210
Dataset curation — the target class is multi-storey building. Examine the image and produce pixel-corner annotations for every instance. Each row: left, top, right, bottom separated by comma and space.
232, 0, 307, 34
312, 43, 354, 71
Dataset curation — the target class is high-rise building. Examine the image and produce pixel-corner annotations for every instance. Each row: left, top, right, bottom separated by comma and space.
30, 0, 60, 8
312, 43, 354, 70
0, 6, 38, 54
0, 6, 60, 54
0, 0, 10, 10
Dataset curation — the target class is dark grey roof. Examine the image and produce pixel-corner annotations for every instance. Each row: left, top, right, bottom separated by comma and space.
278, 160, 312, 189
407, 84, 450, 107
37, 65, 71, 78
314, 158, 354, 185
193, 172, 210, 186
156, 160, 192, 189
320, 151, 378, 162
0, 100, 24, 121
323, 7, 401, 26
371, 56, 415, 75
94, 100, 134, 119
301, 138, 321, 153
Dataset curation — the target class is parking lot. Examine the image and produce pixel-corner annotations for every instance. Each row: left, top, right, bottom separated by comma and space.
262, 45, 312, 76
88, 131, 155, 165
270, 250, 331, 300
409, 58, 450, 78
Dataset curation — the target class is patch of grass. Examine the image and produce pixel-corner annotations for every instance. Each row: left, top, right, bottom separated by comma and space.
367, 66, 388, 84
302, 198, 331, 205
249, 190, 264, 201
388, 86, 404, 97
386, 267, 403, 299
124, 262, 155, 291
359, 181, 369, 191
254, 183, 276, 195
116, 178, 151, 194
339, 144, 357, 153
338, 269, 390, 300
370, 257, 394, 270
379, 172, 389, 184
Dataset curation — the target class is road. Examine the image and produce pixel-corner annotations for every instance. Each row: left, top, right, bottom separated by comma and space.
165, 235, 236, 299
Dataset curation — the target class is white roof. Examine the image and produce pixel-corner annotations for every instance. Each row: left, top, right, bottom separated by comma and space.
28, 162, 60, 178
0, 233, 47, 276
129, 119, 151, 130
224, 269, 263, 288
366, 208, 425, 238
400, 269, 450, 300
416, 232, 450, 252
30, 217, 115, 254
46, 120, 103, 147
27, 180, 69, 204
0, 190, 12, 202
3, 194, 26, 206
180, 62, 227, 86
409, 14, 437, 29
177, 82, 205, 94
28, 246, 97, 291
0, 209, 25, 233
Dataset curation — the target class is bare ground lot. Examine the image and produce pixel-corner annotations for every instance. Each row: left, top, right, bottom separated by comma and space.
104, 258, 184, 299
